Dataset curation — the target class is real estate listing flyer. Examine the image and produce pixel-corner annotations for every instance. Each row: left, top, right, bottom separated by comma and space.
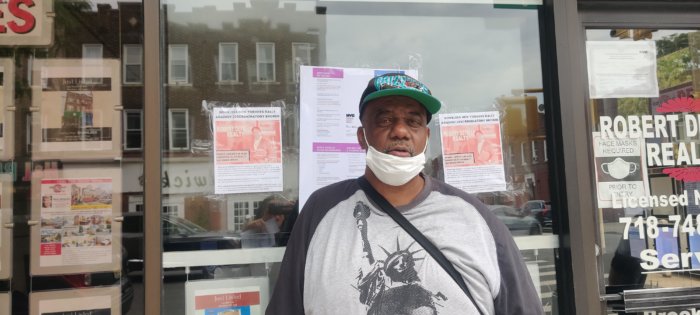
30, 286, 119, 315
185, 277, 269, 315
31, 59, 121, 160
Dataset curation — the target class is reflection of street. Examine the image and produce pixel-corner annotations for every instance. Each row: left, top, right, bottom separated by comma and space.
519, 236, 558, 315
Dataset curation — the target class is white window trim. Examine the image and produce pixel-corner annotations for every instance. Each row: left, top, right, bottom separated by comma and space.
531, 140, 539, 163
218, 42, 239, 83
123, 44, 143, 85
168, 44, 190, 84
168, 108, 190, 150
82, 44, 103, 84
256, 42, 276, 82
123, 109, 143, 151
82, 44, 103, 59
520, 142, 527, 166
291, 42, 311, 82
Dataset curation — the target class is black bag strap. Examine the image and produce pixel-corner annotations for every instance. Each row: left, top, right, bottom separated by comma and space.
358, 178, 484, 315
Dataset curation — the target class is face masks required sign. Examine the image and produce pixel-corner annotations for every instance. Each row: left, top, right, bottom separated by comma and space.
591, 131, 650, 208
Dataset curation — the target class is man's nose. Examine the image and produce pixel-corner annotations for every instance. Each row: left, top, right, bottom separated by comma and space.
389, 119, 411, 139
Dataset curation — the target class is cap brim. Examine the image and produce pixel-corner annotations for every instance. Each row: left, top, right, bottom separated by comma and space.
362, 89, 441, 114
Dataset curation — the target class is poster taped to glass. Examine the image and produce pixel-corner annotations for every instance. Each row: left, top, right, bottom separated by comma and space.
31, 59, 122, 159
439, 111, 506, 193
213, 107, 283, 194
39, 178, 113, 268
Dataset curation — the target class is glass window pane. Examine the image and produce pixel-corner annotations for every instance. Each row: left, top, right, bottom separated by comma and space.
585, 29, 700, 303
162, 2, 557, 315
0, 2, 146, 315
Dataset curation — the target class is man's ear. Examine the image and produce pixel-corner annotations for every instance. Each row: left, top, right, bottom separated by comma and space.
357, 127, 367, 150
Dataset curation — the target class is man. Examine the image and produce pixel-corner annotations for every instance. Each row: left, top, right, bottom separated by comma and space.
266, 73, 543, 314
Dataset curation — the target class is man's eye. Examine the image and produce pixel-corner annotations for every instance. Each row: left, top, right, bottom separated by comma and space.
407, 119, 422, 127
378, 118, 392, 126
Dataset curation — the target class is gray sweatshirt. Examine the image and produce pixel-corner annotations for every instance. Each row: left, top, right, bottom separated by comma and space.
267, 175, 544, 315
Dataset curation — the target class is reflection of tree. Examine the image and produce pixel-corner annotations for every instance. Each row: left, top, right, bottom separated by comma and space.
51, 1, 94, 57
656, 33, 688, 57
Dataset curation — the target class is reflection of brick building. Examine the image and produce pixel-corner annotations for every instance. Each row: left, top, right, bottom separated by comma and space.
13, 2, 323, 226
498, 94, 550, 207
163, 3, 324, 155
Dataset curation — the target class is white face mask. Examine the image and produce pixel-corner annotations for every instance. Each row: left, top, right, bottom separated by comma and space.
363, 130, 427, 186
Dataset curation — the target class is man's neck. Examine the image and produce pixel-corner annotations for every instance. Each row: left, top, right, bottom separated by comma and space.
364, 169, 425, 207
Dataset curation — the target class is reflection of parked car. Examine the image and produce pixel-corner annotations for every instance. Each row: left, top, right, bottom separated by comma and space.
121, 213, 241, 279
488, 205, 542, 235
521, 200, 552, 230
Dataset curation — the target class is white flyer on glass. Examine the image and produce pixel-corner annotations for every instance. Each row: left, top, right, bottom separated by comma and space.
299, 66, 417, 208
213, 107, 283, 194
39, 178, 113, 267
586, 41, 659, 99
439, 112, 506, 193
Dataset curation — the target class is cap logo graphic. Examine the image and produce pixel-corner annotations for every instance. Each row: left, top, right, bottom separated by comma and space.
374, 75, 430, 95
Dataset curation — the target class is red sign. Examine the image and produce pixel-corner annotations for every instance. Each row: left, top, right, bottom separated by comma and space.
194, 291, 261, 309
0, 0, 53, 46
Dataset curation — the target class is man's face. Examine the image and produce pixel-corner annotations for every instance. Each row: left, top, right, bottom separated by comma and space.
358, 96, 430, 157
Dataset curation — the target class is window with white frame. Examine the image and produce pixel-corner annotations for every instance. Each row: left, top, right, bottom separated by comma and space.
292, 42, 311, 82
543, 140, 548, 162
232, 201, 250, 232
256, 42, 275, 82
82, 44, 103, 84
520, 142, 528, 166
123, 110, 143, 150
168, 45, 189, 84
531, 140, 539, 163
168, 109, 189, 150
83, 44, 103, 59
219, 42, 238, 82
123, 45, 143, 84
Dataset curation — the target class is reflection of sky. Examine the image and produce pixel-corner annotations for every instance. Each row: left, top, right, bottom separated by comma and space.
163, 1, 542, 114
162, 1, 543, 157
325, 4, 543, 113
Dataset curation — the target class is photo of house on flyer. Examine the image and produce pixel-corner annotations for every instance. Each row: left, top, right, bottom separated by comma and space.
31, 59, 121, 160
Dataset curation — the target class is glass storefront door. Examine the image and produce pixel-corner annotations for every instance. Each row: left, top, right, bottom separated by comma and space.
0, 1, 569, 314
584, 28, 700, 313
159, 1, 562, 314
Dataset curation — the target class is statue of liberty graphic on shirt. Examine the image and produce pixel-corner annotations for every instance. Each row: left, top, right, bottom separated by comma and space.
352, 201, 447, 315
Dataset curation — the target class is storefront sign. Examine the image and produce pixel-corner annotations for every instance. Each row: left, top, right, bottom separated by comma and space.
644, 308, 700, 315
0, 0, 54, 46
122, 162, 215, 195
